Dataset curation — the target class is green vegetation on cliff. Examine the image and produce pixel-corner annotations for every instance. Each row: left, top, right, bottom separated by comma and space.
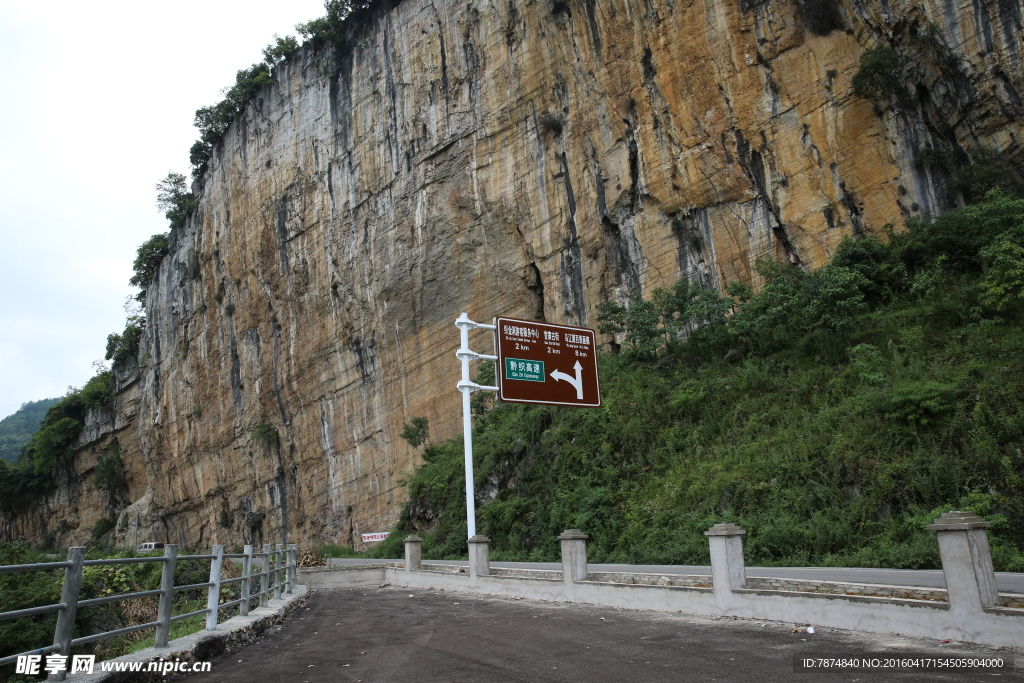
0, 398, 59, 463
0, 373, 113, 511
367, 191, 1024, 570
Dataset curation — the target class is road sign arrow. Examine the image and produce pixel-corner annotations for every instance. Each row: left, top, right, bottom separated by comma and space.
550, 360, 584, 400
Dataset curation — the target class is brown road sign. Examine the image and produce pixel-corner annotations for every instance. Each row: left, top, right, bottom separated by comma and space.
494, 317, 601, 407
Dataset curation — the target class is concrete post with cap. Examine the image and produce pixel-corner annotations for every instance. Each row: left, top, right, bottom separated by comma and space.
404, 535, 423, 572
928, 511, 999, 631
706, 523, 746, 608
468, 535, 491, 579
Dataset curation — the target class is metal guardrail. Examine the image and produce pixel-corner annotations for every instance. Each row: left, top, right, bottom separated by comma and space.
0, 542, 298, 680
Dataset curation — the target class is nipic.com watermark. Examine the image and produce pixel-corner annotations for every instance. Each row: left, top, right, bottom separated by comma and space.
15, 654, 212, 676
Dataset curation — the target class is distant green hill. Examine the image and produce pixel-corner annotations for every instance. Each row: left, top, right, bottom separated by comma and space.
0, 399, 61, 462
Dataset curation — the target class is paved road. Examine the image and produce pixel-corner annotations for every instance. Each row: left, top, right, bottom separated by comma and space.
184, 587, 1019, 682
327, 559, 1024, 593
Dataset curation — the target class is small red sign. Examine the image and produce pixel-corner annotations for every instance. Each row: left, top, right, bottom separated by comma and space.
494, 317, 601, 407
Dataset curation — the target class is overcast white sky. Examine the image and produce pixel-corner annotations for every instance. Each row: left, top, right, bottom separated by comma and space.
0, 0, 328, 420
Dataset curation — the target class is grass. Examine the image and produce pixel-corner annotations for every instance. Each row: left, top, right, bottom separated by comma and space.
319, 543, 362, 558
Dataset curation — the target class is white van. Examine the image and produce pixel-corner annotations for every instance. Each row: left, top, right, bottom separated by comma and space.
137, 542, 165, 552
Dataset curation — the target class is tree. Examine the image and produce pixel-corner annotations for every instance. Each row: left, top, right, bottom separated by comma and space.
263, 35, 300, 66
129, 235, 169, 303
155, 172, 196, 229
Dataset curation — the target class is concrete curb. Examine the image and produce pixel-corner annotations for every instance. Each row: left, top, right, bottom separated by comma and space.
63, 586, 308, 682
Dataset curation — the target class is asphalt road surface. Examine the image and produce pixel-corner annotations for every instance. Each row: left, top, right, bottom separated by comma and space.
327, 559, 1024, 593
183, 587, 1019, 682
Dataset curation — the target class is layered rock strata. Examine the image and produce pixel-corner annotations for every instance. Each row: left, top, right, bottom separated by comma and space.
3, 0, 1021, 549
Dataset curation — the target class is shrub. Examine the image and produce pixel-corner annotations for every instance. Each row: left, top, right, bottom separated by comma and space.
129, 233, 170, 303
949, 146, 1024, 204
106, 316, 145, 365
597, 280, 732, 360
252, 422, 279, 449
852, 46, 900, 102
798, 0, 842, 36
914, 143, 956, 172
400, 417, 430, 448
263, 34, 300, 66
92, 517, 116, 540
191, 64, 273, 175
979, 231, 1024, 312
0, 542, 62, 668
21, 373, 113, 475
296, 0, 375, 43
885, 380, 957, 426
320, 543, 361, 558
94, 444, 128, 500
897, 190, 1024, 272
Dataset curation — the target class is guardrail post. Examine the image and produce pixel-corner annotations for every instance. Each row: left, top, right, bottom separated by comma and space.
558, 529, 588, 582
404, 535, 423, 572
468, 535, 490, 579
558, 529, 588, 601
155, 544, 178, 648
928, 511, 999, 631
48, 546, 85, 682
205, 545, 224, 631
276, 544, 284, 598
706, 523, 747, 597
286, 544, 297, 592
260, 544, 271, 608
240, 545, 253, 617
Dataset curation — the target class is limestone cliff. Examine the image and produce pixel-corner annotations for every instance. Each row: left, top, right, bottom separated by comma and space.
3, 0, 1022, 550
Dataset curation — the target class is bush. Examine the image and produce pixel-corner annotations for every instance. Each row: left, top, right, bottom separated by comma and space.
852, 46, 900, 102
252, 422, 279, 449
949, 146, 1024, 204
797, 0, 842, 36
914, 143, 956, 172
21, 373, 113, 475
320, 543, 361, 558
0, 543, 62, 670
190, 62, 276, 176
296, 0, 375, 43
597, 280, 731, 360
897, 190, 1024, 273
94, 444, 128, 501
91, 517, 116, 540
263, 34, 300, 66
129, 233, 170, 303
371, 190, 1024, 570
1, 372, 114, 509
400, 417, 430, 448
106, 316, 145, 365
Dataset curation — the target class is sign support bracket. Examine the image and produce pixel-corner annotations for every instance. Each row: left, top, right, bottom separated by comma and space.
455, 313, 498, 539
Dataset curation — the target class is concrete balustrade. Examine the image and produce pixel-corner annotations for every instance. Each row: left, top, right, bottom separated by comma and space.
309, 513, 1024, 647
0, 541, 299, 677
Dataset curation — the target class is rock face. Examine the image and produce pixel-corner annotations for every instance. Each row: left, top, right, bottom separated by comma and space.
3, 0, 1022, 550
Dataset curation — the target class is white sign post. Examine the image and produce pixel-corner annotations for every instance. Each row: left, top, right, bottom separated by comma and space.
454, 313, 498, 539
